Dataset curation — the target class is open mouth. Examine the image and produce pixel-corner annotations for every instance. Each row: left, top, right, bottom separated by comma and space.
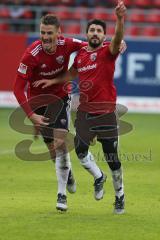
91, 38, 99, 41
43, 42, 50, 45
42, 40, 51, 46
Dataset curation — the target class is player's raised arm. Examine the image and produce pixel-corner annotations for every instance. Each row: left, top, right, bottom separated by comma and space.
119, 40, 127, 54
109, 0, 126, 55
33, 66, 78, 89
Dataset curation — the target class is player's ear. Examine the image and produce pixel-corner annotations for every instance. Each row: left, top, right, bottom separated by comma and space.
58, 27, 61, 36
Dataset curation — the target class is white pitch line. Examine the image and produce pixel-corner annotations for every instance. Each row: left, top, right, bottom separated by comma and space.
0, 146, 47, 156
0, 149, 14, 155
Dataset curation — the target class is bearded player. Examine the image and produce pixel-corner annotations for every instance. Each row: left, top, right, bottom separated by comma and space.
14, 12, 126, 211
33, 1, 127, 214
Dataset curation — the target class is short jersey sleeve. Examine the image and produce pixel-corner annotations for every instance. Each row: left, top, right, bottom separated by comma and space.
17, 50, 37, 81
66, 37, 86, 53
104, 44, 119, 60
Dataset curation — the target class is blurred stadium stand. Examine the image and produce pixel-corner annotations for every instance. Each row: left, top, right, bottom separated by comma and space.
0, 0, 159, 37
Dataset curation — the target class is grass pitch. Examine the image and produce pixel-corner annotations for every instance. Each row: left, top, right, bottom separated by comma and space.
0, 108, 160, 240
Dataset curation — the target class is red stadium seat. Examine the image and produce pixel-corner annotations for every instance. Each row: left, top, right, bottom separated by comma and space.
141, 26, 159, 37
64, 0, 75, 6
64, 23, 81, 35
57, 7, 71, 20
54, 0, 74, 6
90, 11, 109, 21
124, 0, 134, 8
127, 11, 145, 22
0, 23, 9, 31
71, 7, 88, 20
0, 8, 10, 18
134, 0, 151, 8
108, 12, 116, 22
145, 12, 160, 23
125, 26, 140, 36
107, 25, 115, 36
22, 10, 33, 19
44, 0, 59, 4
153, 0, 160, 8
24, 0, 40, 4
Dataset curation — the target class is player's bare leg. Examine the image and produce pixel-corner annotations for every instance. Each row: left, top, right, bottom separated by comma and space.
46, 141, 56, 161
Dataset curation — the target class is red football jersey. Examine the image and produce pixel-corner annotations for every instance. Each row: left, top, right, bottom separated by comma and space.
14, 36, 85, 116
73, 44, 119, 114
17, 36, 84, 98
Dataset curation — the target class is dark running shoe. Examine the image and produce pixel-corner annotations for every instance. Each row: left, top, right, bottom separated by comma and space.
94, 172, 107, 200
114, 194, 125, 214
67, 170, 76, 194
56, 193, 67, 211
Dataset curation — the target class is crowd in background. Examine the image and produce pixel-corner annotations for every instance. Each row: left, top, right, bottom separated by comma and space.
0, 0, 116, 7
0, 0, 160, 37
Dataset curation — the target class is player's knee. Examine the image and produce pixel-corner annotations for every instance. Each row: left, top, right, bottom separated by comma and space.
54, 138, 66, 151
100, 138, 121, 171
40, 127, 53, 144
46, 142, 56, 160
56, 152, 70, 169
108, 161, 121, 171
100, 138, 118, 154
56, 161, 70, 170
74, 136, 89, 159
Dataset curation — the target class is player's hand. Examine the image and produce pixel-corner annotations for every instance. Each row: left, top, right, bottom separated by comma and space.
115, 1, 126, 19
119, 40, 127, 54
29, 113, 49, 127
33, 79, 54, 88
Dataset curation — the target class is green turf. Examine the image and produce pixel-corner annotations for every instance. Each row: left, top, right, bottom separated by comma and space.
0, 108, 160, 240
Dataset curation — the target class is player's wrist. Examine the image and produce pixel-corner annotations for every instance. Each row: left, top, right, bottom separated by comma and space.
28, 112, 36, 120
116, 15, 124, 21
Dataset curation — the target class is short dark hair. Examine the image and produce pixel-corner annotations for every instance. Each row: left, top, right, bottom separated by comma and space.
41, 14, 60, 29
86, 19, 106, 34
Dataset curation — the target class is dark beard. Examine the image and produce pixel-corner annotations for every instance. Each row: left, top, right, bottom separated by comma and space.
89, 40, 101, 48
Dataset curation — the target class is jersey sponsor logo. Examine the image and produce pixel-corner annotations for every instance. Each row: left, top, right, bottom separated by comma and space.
18, 63, 28, 74
73, 38, 82, 43
113, 140, 118, 149
56, 55, 64, 64
57, 40, 65, 45
77, 64, 97, 72
90, 53, 97, 61
41, 64, 47, 68
40, 66, 64, 76
60, 119, 67, 125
